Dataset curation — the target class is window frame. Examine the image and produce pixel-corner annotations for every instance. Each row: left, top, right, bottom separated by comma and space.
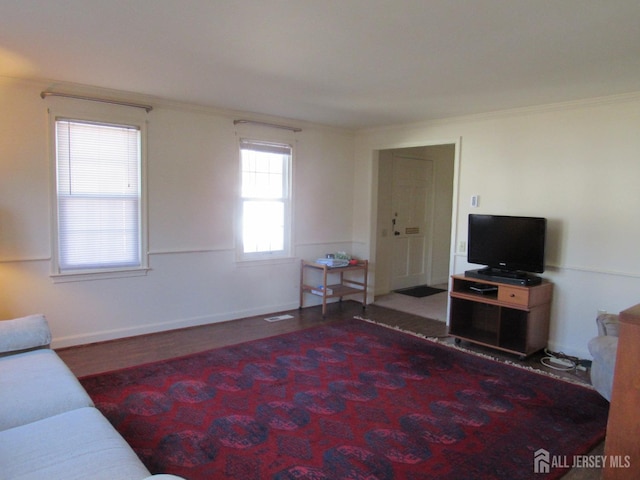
236, 137, 293, 263
48, 101, 149, 282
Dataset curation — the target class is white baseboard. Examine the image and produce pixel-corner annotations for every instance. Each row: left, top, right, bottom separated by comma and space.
51, 301, 300, 349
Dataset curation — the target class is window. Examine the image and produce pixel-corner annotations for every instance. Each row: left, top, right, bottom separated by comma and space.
52, 118, 145, 276
238, 139, 292, 260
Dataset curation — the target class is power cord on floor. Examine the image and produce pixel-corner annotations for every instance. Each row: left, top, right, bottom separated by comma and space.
540, 348, 580, 371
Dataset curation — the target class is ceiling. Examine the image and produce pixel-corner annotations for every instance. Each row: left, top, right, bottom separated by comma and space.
2, 0, 640, 129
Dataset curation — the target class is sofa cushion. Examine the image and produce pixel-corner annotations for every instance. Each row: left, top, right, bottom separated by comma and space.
588, 335, 618, 401
0, 349, 93, 430
0, 314, 51, 355
0, 407, 151, 480
595, 313, 620, 337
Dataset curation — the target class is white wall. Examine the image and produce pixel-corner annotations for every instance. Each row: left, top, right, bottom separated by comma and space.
355, 94, 640, 358
3, 75, 640, 359
0, 77, 356, 347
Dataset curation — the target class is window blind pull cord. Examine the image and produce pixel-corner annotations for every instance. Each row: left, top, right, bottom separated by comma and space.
40, 91, 153, 113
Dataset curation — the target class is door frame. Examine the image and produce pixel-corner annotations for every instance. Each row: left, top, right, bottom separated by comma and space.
369, 138, 462, 299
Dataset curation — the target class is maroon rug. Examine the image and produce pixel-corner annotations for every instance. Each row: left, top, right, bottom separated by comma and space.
80, 319, 608, 479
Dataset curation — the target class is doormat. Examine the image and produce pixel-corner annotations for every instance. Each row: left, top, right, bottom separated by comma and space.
394, 285, 446, 298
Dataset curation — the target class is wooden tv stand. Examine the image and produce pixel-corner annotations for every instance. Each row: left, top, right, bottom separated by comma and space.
448, 274, 553, 358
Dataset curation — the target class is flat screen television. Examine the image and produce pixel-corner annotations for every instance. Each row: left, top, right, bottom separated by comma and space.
467, 214, 546, 281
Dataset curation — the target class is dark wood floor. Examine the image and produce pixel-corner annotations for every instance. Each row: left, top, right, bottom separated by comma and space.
56, 300, 602, 479
57, 301, 448, 377
58, 300, 590, 387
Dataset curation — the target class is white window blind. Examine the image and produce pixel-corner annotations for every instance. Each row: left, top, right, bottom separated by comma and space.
55, 119, 141, 272
239, 139, 291, 258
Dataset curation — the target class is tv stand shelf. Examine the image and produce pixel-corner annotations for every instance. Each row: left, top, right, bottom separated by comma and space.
448, 274, 553, 358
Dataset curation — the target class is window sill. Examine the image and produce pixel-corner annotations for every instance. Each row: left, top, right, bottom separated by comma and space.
50, 267, 150, 283
235, 256, 297, 267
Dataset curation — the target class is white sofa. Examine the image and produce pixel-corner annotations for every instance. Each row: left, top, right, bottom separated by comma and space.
587, 312, 619, 401
0, 314, 184, 480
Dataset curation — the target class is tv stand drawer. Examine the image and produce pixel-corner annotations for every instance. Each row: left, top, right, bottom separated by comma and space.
498, 286, 529, 306
450, 274, 553, 309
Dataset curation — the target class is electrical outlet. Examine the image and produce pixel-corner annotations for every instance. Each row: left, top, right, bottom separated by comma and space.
458, 241, 466, 253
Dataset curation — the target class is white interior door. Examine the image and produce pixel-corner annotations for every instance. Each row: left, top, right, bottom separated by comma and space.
390, 155, 433, 290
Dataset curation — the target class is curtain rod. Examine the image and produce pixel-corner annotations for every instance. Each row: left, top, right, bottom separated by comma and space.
233, 119, 301, 133
40, 91, 153, 113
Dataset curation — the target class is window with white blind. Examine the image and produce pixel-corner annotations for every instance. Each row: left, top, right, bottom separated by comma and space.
53, 118, 145, 276
238, 139, 292, 261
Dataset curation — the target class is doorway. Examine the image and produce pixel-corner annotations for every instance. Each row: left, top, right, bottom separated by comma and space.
374, 144, 455, 297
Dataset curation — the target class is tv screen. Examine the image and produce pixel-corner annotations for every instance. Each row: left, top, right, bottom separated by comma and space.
468, 214, 546, 274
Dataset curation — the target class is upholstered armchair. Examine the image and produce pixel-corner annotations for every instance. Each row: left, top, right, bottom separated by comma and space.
587, 313, 619, 401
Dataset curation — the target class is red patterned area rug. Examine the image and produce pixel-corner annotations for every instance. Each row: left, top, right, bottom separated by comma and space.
80, 318, 608, 480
